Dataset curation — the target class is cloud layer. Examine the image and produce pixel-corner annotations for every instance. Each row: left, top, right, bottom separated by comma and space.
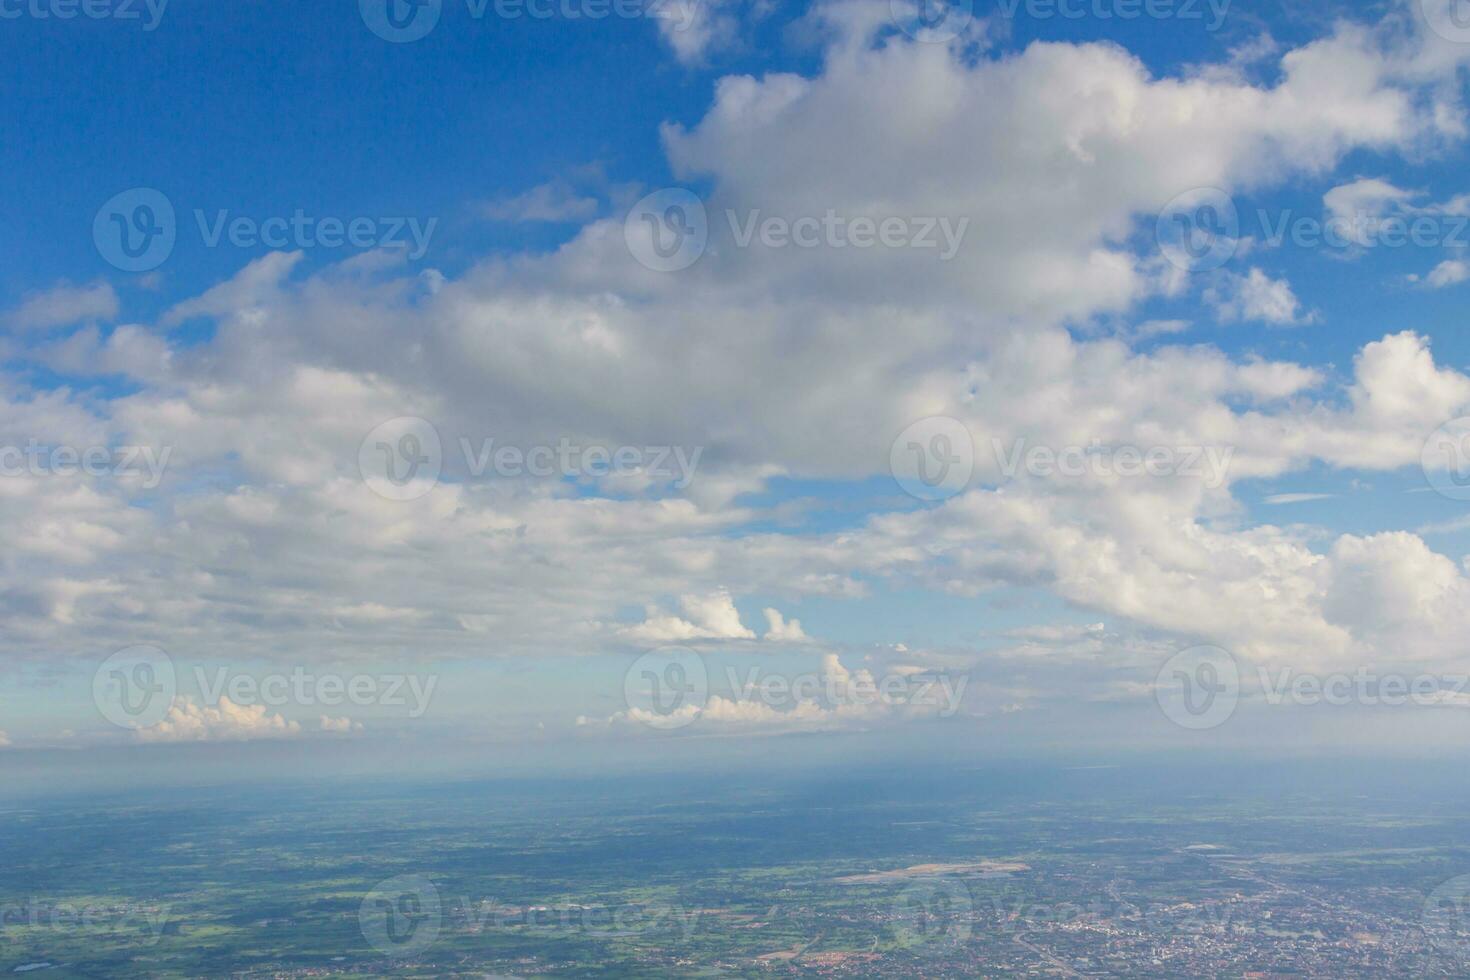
4, 2, 1470, 749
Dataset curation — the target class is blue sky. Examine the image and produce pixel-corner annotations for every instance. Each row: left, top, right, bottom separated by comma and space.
4, 0, 1470, 777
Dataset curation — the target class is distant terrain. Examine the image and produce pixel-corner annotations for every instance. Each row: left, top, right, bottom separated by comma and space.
3, 762, 1469, 977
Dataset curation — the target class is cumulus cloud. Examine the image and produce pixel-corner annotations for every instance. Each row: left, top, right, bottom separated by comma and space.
4, 6, 1470, 719
1208, 268, 1313, 324
654, 4, 1470, 318
135, 698, 302, 743
621, 589, 756, 644
319, 715, 363, 734
762, 607, 807, 642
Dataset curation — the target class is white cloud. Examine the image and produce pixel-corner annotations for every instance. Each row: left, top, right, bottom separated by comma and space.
4, 8, 1470, 718
5, 281, 118, 331
135, 697, 302, 743
319, 715, 363, 734
161, 250, 307, 328
653, 0, 741, 64
621, 589, 756, 644
1321, 179, 1470, 287
1264, 492, 1336, 504
1120, 319, 1191, 343
1424, 258, 1470, 288
482, 180, 600, 223
1208, 268, 1313, 325
762, 607, 807, 642
1004, 623, 1106, 645
600, 653, 957, 732
654, 6, 1469, 319
1322, 177, 1419, 247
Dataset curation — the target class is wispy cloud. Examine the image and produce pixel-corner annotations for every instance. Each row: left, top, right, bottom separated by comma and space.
1264, 493, 1336, 504
5, 281, 118, 331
